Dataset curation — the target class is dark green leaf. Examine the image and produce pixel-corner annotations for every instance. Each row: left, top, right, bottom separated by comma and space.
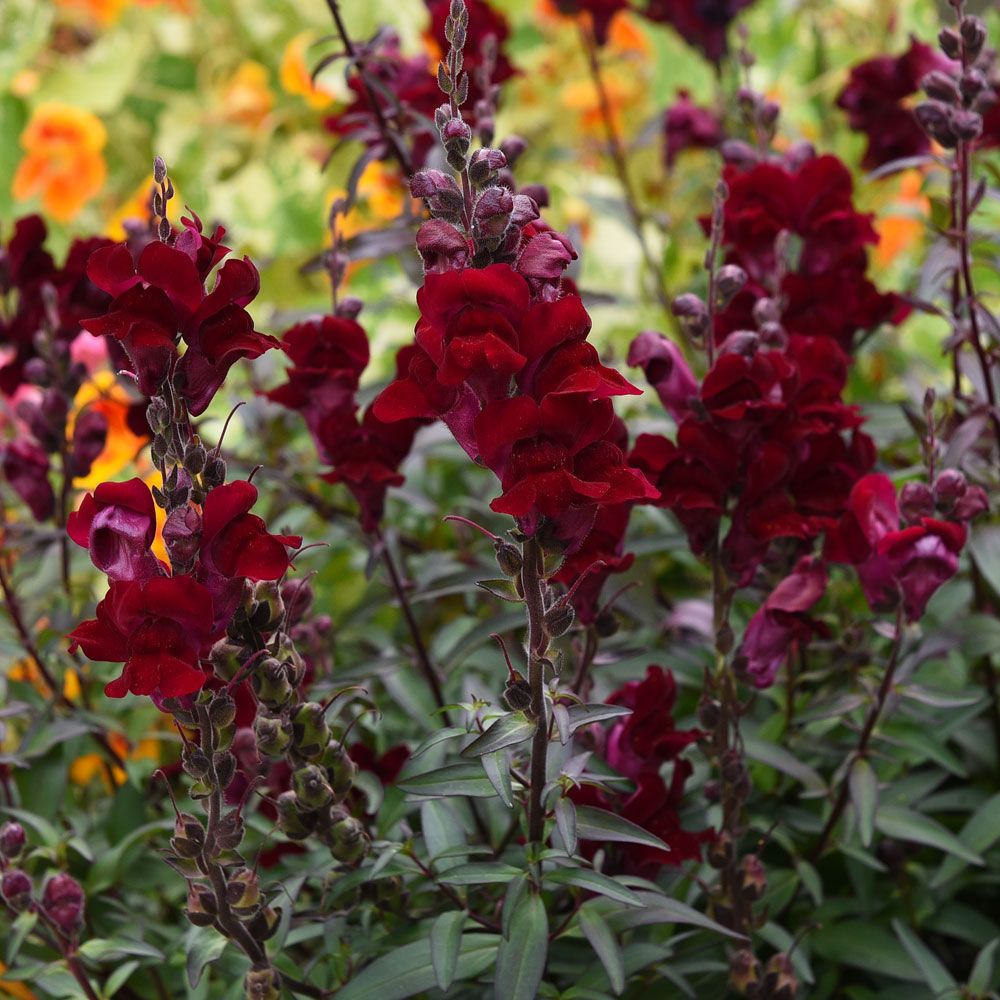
891, 919, 956, 994
431, 911, 466, 991
544, 868, 643, 907
336, 933, 499, 1000
462, 714, 534, 757
495, 890, 547, 1000
578, 905, 624, 996
876, 805, 984, 866
481, 749, 514, 807
849, 757, 878, 849
185, 926, 229, 989
554, 797, 577, 855
439, 862, 523, 885
398, 762, 502, 798
574, 805, 669, 853
477, 578, 524, 602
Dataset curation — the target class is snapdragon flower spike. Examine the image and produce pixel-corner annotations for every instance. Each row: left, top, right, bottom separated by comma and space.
67, 477, 162, 582
82, 213, 278, 414
68, 575, 220, 698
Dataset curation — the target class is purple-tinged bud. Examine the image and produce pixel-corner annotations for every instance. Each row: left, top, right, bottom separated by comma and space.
900, 481, 934, 523
715, 265, 747, 306
0, 821, 26, 860
953, 484, 988, 522
719, 330, 760, 357
915, 101, 958, 147
500, 134, 528, 164
494, 539, 523, 577
922, 70, 961, 104
959, 69, 987, 104
938, 27, 961, 60
932, 469, 967, 512
783, 140, 816, 172
70, 409, 108, 479
1, 870, 32, 911
517, 231, 575, 290
335, 296, 363, 320
960, 16, 987, 60
440, 117, 472, 168
473, 186, 514, 239
671, 293, 708, 322
468, 147, 507, 186
719, 139, 759, 169
707, 829, 733, 869
42, 874, 85, 936
758, 321, 787, 349
518, 183, 549, 208
410, 170, 464, 219
952, 109, 983, 141
153, 156, 167, 184
163, 505, 202, 568
416, 220, 469, 273
508, 193, 540, 228
751, 297, 781, 326
759, 99, 780, 128
22, 357, 51, 386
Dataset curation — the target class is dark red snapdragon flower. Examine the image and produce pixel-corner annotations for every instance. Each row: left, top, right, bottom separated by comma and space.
736, 556, 827, 688
642, 0, 755, 64
264, 315, 369, 452
199, 480, 302, 583
836, 39, 950, 170
571, 666, 710, 873
664, 91, 724, 167
824, 472, 984, 621
82, 215, 278, 413
67, 478, 161, 582
68, 575, 220, 698
714, 154, 907, 351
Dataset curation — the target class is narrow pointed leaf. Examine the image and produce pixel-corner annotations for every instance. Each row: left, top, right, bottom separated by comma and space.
480, 749, 514, 807
431, 911, 466, 991
544, 868, 643, 907
891, 919, 957, 994
397, 762, 500, 798
574, 805, 669, 853
462, 714, 534, 757
849, 757, 878, 848
554, 797, 577, 855
578, 905, 624, 995
876, 805, 984, 866
495, 890, 547, 1000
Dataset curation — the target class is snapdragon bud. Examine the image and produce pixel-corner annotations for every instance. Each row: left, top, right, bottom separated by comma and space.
494, 539, 523, 577
899, 481, 934, 523
737, 854, 767, 902
763, 953, 798, 1000
729, 949, 761, 997
0, 821, 26, 860
42, 874, 85, 936
171, 812, 207, 858
1, 870, 32, 911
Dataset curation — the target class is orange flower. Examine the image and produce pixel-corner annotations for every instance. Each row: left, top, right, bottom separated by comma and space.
221, 60, 274, 129
0, 963, 37, 1000
70, 731, 163, 789
54, 0, 127, 25
12, 104, 107, 222
875, 170, 929, 267
281, 33, 337, 109
72, 372, 150, 489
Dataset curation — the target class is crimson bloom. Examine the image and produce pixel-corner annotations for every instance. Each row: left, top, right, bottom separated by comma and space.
643, 0, 755, 64
199, 480, 302, 582
824, 473, 978, 622
82, 216, 278, 413
67, 478, 160, 582
736, 556, 827, 688
664, 91, 724, 167
836, 39, 949, 170
68, 575, 219, 698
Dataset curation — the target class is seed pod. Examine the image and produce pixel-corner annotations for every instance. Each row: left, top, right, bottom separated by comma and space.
327, 745, 359, 799
214, 809, 246, 852
697, 696, 721, 730
737, 854, 767, 902
291, 702, 331, 759
245, 906, 281, 943
209, 691, 237, 728
226, 868, 261, 917
183, 440, 207, 475
252, 657, 293, 710
254, 716, 292, 756
763, 953, 798, 1000
276, 790, 314, 840
707, 831, 734, 870
293, 764, 334, 810
203, 456, 227, 489
729, 948, 761, 997
244, 964, 281, 1000
185, 884, 217, 927
252, 581, 285, 632
543, 602, 575, 638
494, 539, 523, 577
594, 610, 619, 638
181, 745, 212, 779
171, 813, 206, 858
214, 751, 237, 791
329, 815, 369, 864
502, 677, 532, 712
